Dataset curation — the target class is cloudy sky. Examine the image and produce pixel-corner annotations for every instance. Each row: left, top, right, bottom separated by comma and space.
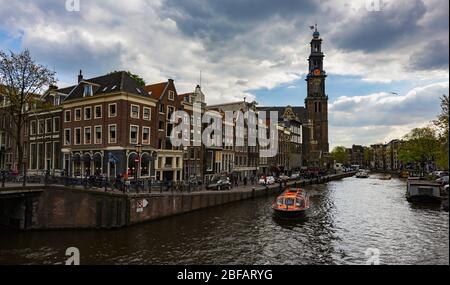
0, 0, 448, 148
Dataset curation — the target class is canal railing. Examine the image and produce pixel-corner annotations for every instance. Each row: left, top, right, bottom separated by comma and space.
0, 171, 357, 196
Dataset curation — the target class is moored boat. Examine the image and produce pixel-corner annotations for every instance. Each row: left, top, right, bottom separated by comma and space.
406, 178, 442, 204
356, 171, 369, 178
399, 170, 409, 178
380, 174, 392, 180
272, 188, 310, 218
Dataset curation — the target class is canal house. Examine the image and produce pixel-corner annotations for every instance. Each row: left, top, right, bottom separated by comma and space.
144, 80, 184, 182
26, 84, 66, 175
59, 71, 158, 179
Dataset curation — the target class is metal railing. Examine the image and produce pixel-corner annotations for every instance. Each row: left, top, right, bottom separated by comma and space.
0, 171, 204, 194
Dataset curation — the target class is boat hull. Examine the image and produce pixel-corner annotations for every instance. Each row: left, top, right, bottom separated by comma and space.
406, 195, 442, 204
272, 208, 307, 218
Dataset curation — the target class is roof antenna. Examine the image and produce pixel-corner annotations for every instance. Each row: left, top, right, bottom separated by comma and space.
199, 70, 202, 87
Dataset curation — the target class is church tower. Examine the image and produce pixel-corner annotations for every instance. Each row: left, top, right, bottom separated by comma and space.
305, 25, 329, 167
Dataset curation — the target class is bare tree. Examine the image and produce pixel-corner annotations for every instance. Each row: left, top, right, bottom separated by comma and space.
0, 50, 56, 184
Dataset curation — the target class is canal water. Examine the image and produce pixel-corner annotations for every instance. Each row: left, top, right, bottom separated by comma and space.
0, 175, 448, 265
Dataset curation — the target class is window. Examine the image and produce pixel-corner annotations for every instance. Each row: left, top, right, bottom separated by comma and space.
109, 124, 117, 143
37, 143, 44, 169
131, 105, 139, 118
64, 110, 71, 122
75, 128, 81, 145
130, 125, 139, 144
30, 143, 37, 169
168, 90, 175, 100
53, 117, 60, 133
45, 118, 52, 133
30, 120, 37, 135
167, 106, 174, 120
95, 126, 102, 144
38, 120, 44, 134
143, 107, 151, 120
142, 127, 150, 145
84, 127, 91, 144
159, 103, 165, 113
53, 142, 60, 169
108, 103, 117, 117
84, 107, 92, 120
54, 95, 61, 107
75, 108, 81, 121
64, 129, 71, 145
94, 105, 102, 119
158, 121, 164, 131
165, 157, 173, 168
84, 85, 93, 97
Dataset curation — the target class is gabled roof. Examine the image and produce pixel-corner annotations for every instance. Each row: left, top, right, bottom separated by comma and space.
58, 71, 149, 101
143, 82, 168, 100
256, 106, 307, 124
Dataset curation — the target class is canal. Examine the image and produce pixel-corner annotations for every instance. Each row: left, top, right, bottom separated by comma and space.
0, 175, 448, 265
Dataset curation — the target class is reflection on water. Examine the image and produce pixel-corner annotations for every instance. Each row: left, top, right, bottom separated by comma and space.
0, 175, 448, 265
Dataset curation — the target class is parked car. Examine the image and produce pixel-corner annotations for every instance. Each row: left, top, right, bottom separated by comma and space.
436, 176, 449, 185
206, 177, 232, 191
276, 175, 290, 183
258, 176, 275, 185
290, 173, 301, 180
433, 171, 449, 178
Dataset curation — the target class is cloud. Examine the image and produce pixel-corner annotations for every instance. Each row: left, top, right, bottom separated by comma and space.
331, 0, 427, 53
408, 39, 449, 71
329, 81, 449, 147
0, 0, 449, 148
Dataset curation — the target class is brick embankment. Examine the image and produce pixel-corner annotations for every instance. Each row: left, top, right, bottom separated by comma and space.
0, 172, 356, 230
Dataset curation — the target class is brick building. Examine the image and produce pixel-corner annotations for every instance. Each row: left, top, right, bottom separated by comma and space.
144, 79, 184, 181
57, 71, 158, 179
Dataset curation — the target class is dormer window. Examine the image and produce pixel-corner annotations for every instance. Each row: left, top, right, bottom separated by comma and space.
54, 95, 61, 106
84, 85, 93, 97
168, 90, 175, 100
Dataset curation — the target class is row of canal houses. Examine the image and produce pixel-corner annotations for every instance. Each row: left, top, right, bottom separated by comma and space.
0, 70, 304, 182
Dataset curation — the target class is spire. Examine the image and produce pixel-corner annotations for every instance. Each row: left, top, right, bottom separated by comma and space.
313, 23, 320, 39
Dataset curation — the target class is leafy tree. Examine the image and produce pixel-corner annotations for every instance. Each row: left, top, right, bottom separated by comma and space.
110, 70, 146, 86
331, 146, 348, 164
433, 95, 449, 169
363, 147, 373, 167
398, 127, 440, 170
0, 50, 56, 182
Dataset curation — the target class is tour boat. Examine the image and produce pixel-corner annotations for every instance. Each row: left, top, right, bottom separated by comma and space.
406, 178, 442, 204
356, 171, 369, 178
272, 188, 310, 218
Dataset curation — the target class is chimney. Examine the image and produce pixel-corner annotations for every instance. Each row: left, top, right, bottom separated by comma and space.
195, 85, 201, 92
78, 70, 83, 83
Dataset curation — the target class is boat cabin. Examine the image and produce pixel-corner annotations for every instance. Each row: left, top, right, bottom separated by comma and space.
407, 178, 441, 203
